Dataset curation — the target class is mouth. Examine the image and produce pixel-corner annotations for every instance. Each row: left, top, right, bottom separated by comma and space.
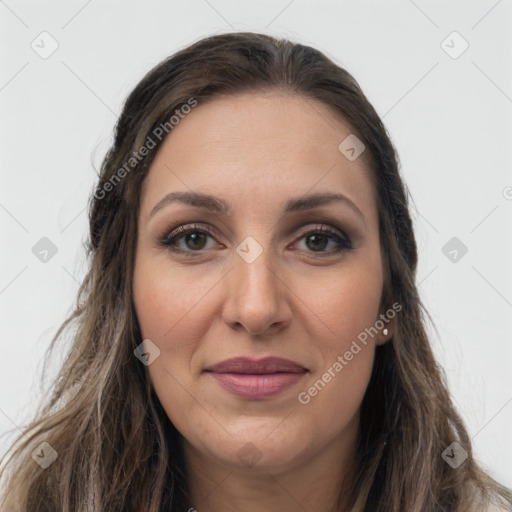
204, 357, 308, 399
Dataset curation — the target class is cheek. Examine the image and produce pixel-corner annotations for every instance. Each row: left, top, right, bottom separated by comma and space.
132, 260, 212, 431
292, 258, 382, 423
294, 300, 377, 446
133, 258, 216, 343
132, 257, 222, 395
296, 258, 383, 352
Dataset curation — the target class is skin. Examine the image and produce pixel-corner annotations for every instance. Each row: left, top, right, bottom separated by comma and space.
132, 90, 394, 512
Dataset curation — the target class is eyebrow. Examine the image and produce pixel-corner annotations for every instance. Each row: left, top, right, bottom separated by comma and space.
149, 191, 365, 224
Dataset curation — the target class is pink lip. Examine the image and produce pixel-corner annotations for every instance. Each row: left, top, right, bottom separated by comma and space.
205, 357, 307, 399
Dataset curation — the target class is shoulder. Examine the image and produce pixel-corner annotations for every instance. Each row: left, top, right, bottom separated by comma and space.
473, 501, 512, 512
463, 483, 512, 512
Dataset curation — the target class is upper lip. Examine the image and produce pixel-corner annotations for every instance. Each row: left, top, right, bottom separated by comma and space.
205, 357, 307, 374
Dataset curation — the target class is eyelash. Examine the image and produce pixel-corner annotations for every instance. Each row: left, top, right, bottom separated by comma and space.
158, 222, 353, 258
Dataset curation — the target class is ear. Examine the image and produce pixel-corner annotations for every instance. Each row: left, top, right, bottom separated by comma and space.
375, 327, 393, 346
375, 315, 395, 346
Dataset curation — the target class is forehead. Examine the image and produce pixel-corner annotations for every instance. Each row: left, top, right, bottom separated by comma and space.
140, 91, 377, 222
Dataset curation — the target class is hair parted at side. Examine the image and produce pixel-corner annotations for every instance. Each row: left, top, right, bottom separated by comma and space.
1, 31, 510, 512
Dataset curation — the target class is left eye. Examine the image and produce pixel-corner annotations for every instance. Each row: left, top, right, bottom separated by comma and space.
297, 231, 347, 252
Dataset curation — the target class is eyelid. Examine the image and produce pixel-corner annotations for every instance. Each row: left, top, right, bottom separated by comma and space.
293, 222, 347, 240
161, 223, 216, 242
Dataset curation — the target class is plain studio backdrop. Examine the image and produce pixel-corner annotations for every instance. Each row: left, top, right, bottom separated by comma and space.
1, 0, 511, 490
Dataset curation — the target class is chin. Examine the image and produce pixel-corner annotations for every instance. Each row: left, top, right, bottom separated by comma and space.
205, 426, 314, 473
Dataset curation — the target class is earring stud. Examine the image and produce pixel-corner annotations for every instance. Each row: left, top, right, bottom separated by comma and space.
383, 328, 389, 336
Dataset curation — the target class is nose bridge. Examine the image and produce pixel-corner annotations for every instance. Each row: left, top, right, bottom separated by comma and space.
235, 239, 281, 304
223, 239, 291, 335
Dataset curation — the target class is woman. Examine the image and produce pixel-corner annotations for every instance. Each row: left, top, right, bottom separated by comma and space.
1, 32, 510, 512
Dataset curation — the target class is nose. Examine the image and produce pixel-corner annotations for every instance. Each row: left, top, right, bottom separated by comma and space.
221, 247, 293, 337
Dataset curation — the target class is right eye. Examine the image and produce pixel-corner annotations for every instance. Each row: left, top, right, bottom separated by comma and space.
159, 223, 222, 255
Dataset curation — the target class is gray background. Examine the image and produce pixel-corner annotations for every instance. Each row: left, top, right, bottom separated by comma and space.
1, 0, 511, 488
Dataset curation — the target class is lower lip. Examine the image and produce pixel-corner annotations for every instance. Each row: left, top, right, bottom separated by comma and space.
208, 372, 306, 399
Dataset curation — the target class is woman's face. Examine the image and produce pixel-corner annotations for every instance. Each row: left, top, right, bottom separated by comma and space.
133, 90, 390, 473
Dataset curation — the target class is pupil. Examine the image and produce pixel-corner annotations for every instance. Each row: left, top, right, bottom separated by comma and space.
307, 234, 327, 251
186, 233, 206, 250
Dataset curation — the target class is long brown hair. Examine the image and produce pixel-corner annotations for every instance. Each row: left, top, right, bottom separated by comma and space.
1, 31, 510, 512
